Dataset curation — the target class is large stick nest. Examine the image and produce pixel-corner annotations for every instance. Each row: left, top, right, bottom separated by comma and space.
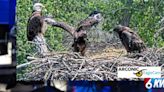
17, 47, 164, 81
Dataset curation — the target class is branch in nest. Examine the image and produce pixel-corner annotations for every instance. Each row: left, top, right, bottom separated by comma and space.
17, 60, 38, 70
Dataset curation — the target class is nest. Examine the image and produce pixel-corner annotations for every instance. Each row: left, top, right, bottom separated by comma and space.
17, 47, 164, 81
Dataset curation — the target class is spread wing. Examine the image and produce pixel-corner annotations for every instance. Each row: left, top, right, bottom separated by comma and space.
27, 14, 44, 41
76, 17, 99, 32
44, 17, 75, 36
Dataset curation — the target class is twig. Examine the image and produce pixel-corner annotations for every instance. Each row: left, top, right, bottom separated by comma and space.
71, 60, 85, 80
61, 56, 71, 71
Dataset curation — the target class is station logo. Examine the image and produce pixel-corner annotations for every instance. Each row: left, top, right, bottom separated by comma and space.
144, 78, 164, 89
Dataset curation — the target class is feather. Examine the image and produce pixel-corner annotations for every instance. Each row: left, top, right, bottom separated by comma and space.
27, 12, 44, 41
113, 25, 146, 53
